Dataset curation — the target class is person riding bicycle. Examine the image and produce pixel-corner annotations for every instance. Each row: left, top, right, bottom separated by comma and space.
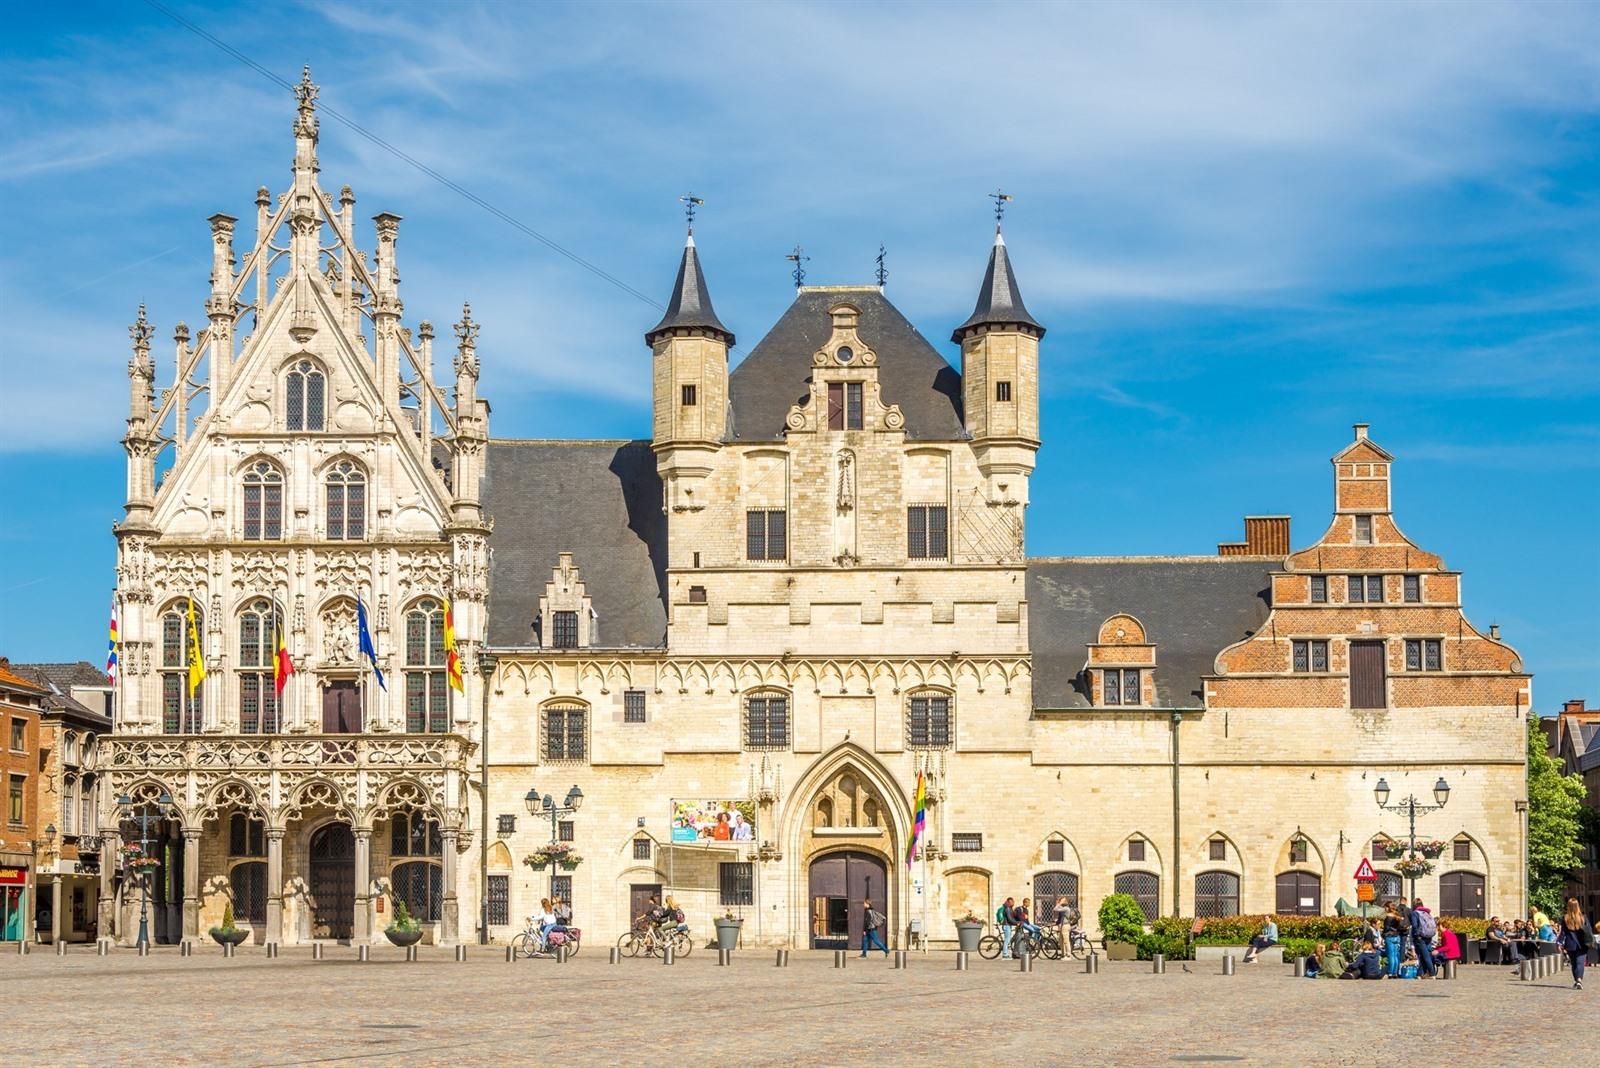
663, 896, 689, 935
1013, 898, 1041, 954
534, 897, 561, 949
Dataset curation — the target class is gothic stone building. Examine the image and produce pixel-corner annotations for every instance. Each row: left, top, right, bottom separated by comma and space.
100, 74, 1530, 948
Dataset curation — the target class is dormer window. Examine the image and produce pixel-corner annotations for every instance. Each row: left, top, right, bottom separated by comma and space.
1103, 669, 1142, 706
827, 382, 863, 430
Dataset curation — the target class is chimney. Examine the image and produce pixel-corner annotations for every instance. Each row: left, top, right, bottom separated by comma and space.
1565, 698, 1588, 715
1218, 516, 1291, 557
1488, 624, 1500, 640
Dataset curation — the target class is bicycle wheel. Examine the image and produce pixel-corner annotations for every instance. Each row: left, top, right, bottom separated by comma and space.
978, 934, 1002, 960
512, 932, 538, 959
563, 932, 581, 958
1068, 933, 1089, 960
616, 931, 641, 958
1040, 933, 1063, 960
672, 930, 694, 957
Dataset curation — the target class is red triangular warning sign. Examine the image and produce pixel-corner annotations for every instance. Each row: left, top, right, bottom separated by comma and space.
1353, 857, 1377, 881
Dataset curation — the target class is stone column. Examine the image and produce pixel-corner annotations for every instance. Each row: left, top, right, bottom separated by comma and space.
182, 828, 202, 939
50, 874, 62, 945
99, 835, 119, 944
440, 828, 459, 946
266, 828, 285, 944
353, 829, 372, 942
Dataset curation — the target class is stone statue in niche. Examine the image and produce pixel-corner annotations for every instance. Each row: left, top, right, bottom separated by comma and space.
836, 451, 855, 514
320, 600, 358, 665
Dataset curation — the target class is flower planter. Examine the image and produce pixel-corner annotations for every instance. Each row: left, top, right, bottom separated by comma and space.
714, 918, 743, 951
954, 921, 984, 953
209, 927, 249, 947
1105, 939, 1139, 961
384, 926, 424, 948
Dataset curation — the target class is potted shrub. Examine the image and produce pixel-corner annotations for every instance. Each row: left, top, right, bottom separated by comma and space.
954, 910, 985, 953
714, 910, 743, 951
1098, 893, 1146, 960
209, 902, 250, 947
384, 896, 424, 948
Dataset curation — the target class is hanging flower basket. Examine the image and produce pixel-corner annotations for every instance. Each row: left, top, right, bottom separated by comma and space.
128, 856, 161, 873
1395, 855, 1434, 878
1417, 840, 1446, 859
1382, 841, 1408, 859
525, 856, 549, 871
526, 843, 580, 869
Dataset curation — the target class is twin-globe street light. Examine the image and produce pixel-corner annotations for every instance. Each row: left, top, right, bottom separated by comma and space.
1373, 775, 1451, 903
115, 790, 175, 947
525, 784, 584, 903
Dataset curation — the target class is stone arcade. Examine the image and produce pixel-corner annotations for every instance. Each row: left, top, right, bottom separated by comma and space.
99, 73, 1529, 949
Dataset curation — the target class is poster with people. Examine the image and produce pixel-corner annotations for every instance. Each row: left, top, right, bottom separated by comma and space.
670, 800, 757, 844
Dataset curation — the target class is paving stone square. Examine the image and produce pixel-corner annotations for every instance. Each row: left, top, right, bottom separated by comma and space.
0, 945, 1582, 1066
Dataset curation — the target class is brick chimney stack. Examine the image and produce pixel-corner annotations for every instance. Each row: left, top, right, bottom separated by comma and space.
1218, 516, 1291, 557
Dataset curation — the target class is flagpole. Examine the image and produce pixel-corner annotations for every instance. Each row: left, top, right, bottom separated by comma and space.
921, 770, 929, 954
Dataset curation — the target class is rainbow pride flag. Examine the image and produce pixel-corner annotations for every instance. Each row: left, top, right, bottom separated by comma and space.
906, 771, 926, 869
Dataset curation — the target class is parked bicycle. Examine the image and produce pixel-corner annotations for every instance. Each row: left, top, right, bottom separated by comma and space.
511, 915, 583, 958
616, 914, 694, 958
978, 925, 1061, 960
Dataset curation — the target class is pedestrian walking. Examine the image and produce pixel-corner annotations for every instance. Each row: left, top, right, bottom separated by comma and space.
1381, 902, 1409, 976
996, 897, 1016, 960
1559, 897, 1594, 990
1410, 897, 1438, 977
860, 898, 890, 957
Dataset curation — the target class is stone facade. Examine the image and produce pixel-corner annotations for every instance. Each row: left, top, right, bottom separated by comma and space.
98, 73, 1531, 950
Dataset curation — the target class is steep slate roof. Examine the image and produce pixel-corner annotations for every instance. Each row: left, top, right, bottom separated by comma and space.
952, 231, 1045, 341
645, 235, 734, 346
483, 441, 668, 650
10, 662, 113, 727
728, 287, 965, 442
1027, 558, 1276, 709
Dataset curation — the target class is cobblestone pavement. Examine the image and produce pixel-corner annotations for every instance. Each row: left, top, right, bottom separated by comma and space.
0, 946, 1585, 1067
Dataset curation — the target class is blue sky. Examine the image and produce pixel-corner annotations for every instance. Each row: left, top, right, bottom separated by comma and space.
1, 1, 1596, 708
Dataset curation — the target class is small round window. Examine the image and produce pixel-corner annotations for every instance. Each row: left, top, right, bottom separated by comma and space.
836, 346, 854, 363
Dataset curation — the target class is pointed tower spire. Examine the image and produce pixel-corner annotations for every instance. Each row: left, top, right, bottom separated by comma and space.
951, 226, 1045, 343
645, 223, 734, 347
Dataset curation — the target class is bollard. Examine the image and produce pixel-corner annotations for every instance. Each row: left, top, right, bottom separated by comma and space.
1444, 958, 1457, 980
1152, 953, 1165, 974
180, 941, 192, 958
18, 940, 29, 956
662, 946, 675, 965
774, 948, 789, 968
358, 944, 370, 962
1222, 954, 1236, 975
97, 940, 110, 956
954, 950, 969, 971
313, 943, 325, 961
834, 949, 847, 969
717, 948, 732, 967
454, 945, 467, 962
265, 942, 278, 959
1516, 959, 1529, 981
56, 941, 67, 957
1293, 955, 1306, 977
405, 945, 419, 963
137, 941, 151, 957
892, 950, 907, 970
1019, 952, 1033, 973
609, 946, 622, 965
555, 944, 568, 964
222, 942, 235, 958
505, 945, 516, 963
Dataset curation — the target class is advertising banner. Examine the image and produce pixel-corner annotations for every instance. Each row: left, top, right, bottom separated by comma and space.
670, 799, 756, 844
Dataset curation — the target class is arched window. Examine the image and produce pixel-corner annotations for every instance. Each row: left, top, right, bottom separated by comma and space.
906, 691, 952, 748
1113, 870, 1161, 922
238, 598, 282, 734
815, 797, 834, 828
229, 814, 266, 857
230, 861, 268, 925
285, 359, 326, 431
325, 460, 366, 540
1033, 871, 1079, 921
1194, 870, 1240, 918
543, 705, 587, 762
160, 603, 203, 733
743, 692, 790, 750
392, 860, 443, 923
1374, 870, 1404, 906
242, 460, 284, 540
391, 811, 443, 857
404, 600, 448, 733
62, 775, 76, 835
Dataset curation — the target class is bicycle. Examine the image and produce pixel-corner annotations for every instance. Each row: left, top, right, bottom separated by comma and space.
1063, 925, 1092, 960
512, 916, 583, 958
617, 916, 693, 958
979, 925, 1057, 960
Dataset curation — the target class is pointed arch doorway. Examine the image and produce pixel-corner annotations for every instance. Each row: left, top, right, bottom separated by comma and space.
808, 851, 888, 950
309, 823, 355, 941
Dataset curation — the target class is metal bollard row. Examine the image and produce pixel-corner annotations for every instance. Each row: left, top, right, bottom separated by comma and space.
774, 948, 789, 968
954, 950, 969, 971
892, 950, 908, 969
1152, 953, 1165, 974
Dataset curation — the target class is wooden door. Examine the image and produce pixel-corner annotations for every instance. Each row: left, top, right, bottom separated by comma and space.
1439, 871, 1485, 918
807, 851, 887, 949
1275, 871, 1321, 915
629, 884, 662, 931
1349, 641, 1386, 709
322, 681, 362, 733
309, 824, 355, 941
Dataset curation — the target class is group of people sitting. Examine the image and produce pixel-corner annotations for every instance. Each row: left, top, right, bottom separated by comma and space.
1484, 910, 1559, 964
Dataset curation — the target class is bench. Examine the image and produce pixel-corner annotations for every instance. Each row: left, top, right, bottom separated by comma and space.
1194, 945, 1286, 963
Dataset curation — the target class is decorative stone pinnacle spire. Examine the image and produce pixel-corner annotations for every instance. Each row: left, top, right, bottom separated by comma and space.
454, 302, 480, 349
646, 233, 733, 346
294, 65, 319, 138
129, 304, 153, 356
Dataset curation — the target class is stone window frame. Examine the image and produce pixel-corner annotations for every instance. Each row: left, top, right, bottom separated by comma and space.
633, 837, 652, 861
1310, 575, 1327, 603
496, 814, 516, 836
1404, 638, 1443, 672
745, 508, 788, 562
1208, 837, 1227, 861
230, 860, 269, 925
237, 596, 284, 735
1194, 869, 1240, 918
719, 862, 754, 906
323, 457, 368, 541
681, 383, 697, 407
159, 599, 204, 734
551, 611, 580, 649
951, 832, 983, 853
404, 598, 450, 733
1346, 574, 1384, 604
241, 458, 285, 541
1353, 513, 1374, 544
1291, 639, 1330, 673
284, 356, 327, 432
623, 689, 647, 724
542, 703, 589, 763
905, 689, 953, 749
996, 380, 1012, 402
742, 690, 791, 751
228, 813, 267, 857
1101, 668, 1143, 707
907, 504, 949, 561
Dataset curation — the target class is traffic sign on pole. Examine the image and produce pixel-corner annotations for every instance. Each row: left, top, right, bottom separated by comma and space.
1353, 857, 1377, 881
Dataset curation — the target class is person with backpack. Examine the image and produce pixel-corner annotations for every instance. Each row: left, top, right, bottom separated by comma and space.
859, 897, 890, 957
996, 897, 1016, 960
1410, 897, 1438, 977
1559, 897, 1594, 990
1380, 902, 1410, 976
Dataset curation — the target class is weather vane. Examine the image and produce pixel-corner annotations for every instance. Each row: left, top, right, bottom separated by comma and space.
989, 189, 1014, 227
786, 245, 810, 289
679, 193, 704, 234
875, 244, 888, 288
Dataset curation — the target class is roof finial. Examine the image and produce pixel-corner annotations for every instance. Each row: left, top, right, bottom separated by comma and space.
786, 245, 810, 289
989, 188, 1014, 234
293, 65, 320, 138
128, 303, 153, 354
454, 301, 479, 348
678, 193, 704, 238
875, 244, 888, 288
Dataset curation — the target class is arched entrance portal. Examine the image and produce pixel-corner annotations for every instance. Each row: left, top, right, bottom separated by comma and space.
309, 823, 355, 941
808, 851, 888, 950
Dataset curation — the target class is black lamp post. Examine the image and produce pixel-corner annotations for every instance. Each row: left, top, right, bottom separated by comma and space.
1373, 776, 1451, 902
115, 791, 174, 947
524, 784, 583, 904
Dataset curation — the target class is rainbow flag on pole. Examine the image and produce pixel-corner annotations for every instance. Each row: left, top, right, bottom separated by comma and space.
906, 770, 927, 869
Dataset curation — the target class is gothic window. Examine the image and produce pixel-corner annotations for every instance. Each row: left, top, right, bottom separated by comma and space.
285, 359, 326, 431
907, 505, 948, 560
242, 460, 284, 540
744, 693, 789, 750
746, 509, 787, 561
907, 692, 952, 748
230, 862, 268, 925
405, 600, 448, 733
325, 460, 367, 540
229, 814, 266, 857
160, 604, 203, 733
391, 811, 442, 857
392, 860, 443, 923
238, 598, 281, 735
1195, 871, 1240, 918
543, 705, 587, 762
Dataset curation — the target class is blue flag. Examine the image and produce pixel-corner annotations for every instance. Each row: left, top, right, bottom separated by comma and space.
356, 596, 386, 691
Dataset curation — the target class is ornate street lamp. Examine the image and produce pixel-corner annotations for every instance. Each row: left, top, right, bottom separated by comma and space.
115, 790, 175, 948
1373, 775, 1450, 903
525, 784, 583, 903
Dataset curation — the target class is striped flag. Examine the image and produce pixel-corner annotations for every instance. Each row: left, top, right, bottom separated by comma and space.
906, 770, 927, 869
273, 619, 295, 696
443, 598, 464, 692
105, 595, 119, 683
185, 596, 207, 697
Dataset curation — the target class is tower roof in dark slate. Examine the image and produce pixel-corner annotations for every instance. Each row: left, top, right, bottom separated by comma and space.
483, 441, 668, 650
728, 286, 965, 442
1026, 557, 1277, 709
645, 235, 733, 346
952, 231, 1045, 342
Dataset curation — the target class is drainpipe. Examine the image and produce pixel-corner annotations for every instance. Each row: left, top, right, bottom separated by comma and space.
477, 653, 498, 945
1171, 711, 1183, 917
